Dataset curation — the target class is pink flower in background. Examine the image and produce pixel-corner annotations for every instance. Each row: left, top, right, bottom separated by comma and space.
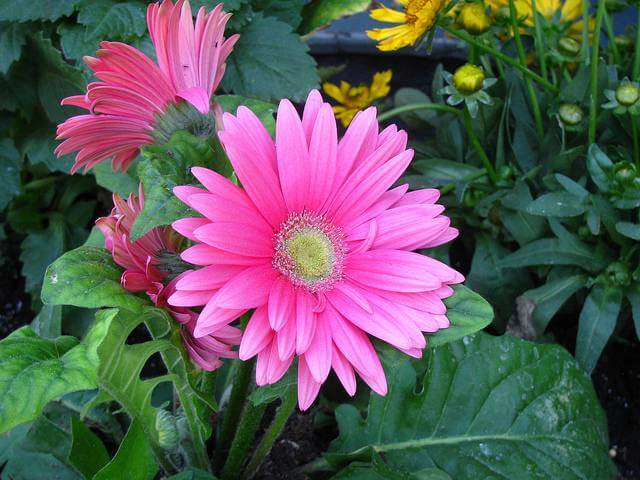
56, 0, 239, 174
169, 89, 463, 409
97, 185, 240, 371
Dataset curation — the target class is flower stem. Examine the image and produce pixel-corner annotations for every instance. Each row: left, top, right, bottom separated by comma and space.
215, 357, 255, 465
530, 0, 548, 80
634, 6, 640, 79
242, 386, 297, 479
581, 0, 590, 64
441, 24, 558, 94
220, 401, 267, 480
603, 8, 621, 66
588, 0, 606, 144
508, 0, 544, 138
630, 113, 640, 167
462, 108, 498, 184
377, 102, 460, 122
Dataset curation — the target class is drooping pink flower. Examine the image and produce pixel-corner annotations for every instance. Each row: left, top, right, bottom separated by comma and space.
56, 0, 239, 174
97, 185, 240, 371
168, 90, 463, 409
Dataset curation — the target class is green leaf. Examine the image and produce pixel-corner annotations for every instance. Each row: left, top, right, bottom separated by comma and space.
499, 182, 546, 246
249, 369, 296, 406
222, 14, 318, 102
554, 174, 590, 201
328, 332, 615, 479
500, 237, 606, 272
94, 420, 158, 480
93, 161, 138, 196
0, 23, 27, 74
332, 457, 414, 480
78, 2, 147, 39
410, 159, 481, 187
23, 128, 75, 172
41, 246, 148, 313
58, 23, 97, 62
68, 416, 109, 479
0, 138, 21, 210
20, 216, 66, 296
0, 0, 76, 21
526, 192, 587, 217
521, 275, 587, 333
586, 144, 612, 192
615, 221, 640, 240
0, 314, 112, 433
132, 131, 220, 240
628, 286, 640, 340
428, 285, 493, 347
32, 304, 63, 338
252, 0, 305, 28
575, 285, 622, 374
168, 468, 220, 479
392, 88, 438, 127
299, 0, 371, 35
215, 94, 276, 135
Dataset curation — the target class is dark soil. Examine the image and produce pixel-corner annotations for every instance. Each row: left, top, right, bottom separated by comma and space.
0, 229, 32, 338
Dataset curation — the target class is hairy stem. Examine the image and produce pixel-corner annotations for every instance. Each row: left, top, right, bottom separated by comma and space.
588, 0, 606, 144
462, 108, 498, 184
221, 401, 267, 480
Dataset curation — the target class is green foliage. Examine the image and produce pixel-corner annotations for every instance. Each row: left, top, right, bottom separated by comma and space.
0, 138, 21, 209
299, 0, 371, 35
328, 333, 615, 479
68, 416, 110, 478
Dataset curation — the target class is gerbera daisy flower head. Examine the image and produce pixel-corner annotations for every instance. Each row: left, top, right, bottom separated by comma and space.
168, 89, 464, 409
97, 184, 240, 371
323, 70, 392, 127
367, 0, 447, 51
56, 0, 239, 174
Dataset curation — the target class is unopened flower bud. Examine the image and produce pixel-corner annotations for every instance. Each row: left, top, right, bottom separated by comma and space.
453, 64, 485, 94
458, 3, 492, 35
606, 262, 631, 287
614, 161, 637, 183
156, 410, 180, 451
495, 6, 511, 23
558, 103, 584, 126
614, 35, 633, 51
616, 83, 640, 106
558, 37, 581, 57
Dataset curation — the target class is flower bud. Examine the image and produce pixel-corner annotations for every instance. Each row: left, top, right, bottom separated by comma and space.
578, 226, 591, 240
615, 83, 640, 106
613, 161, 637, 184
614, 35, 633, 51
606, 262, 631, 287
558, 103, 584, 126
453, 64, 485, 94
495, 6, 511, 23
156, 410, 180, 451
558, 37, 581, 57
458, 3, 492, 35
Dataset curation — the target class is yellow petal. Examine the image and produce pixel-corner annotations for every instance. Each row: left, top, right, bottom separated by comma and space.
322, 82, 345, 103
370, 70, 392, 100
370, 6, 407, 24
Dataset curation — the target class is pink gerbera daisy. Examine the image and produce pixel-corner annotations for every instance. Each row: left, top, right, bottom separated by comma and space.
56, 0, 239, 174
97, 185, 240, 371
168, 90, 463, 409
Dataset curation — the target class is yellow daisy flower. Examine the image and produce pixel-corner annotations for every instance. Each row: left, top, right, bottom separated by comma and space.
486, 0, 590, 37
323, 70, 393, 127
367, 0, 447, 51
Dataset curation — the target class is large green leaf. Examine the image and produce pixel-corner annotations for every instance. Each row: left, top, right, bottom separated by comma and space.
78, 1, 147, 39
0, 22, 27, 74
93, 161, 138, 197
23, 128, 75, 172
0, 0, 77, 21
575, 285, 622, 374
328, 333, 615, 479
299, 0, 371, 34
252, 0, 305, 28
41, 246, 148, 312
20, 215, 66, 296
0, 313, 112, 433
0, 138, 21, 210
428, 285, 493, 347
222, 14, 318, 102
586, 144, 612, 192
132, 131, 222, 240
94, 420, 158, 480
526, 192, 587, 218
68, 416, 110, 479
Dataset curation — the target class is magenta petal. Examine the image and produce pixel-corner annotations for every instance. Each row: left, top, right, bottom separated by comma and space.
177, 86, 210, 114
298, 357, 322, 410
268, 276, 295, 331
213, 263, 277, 309
194, 222, 273, 257
266, 340, 293, 384
335, 107, 378, 186
304, 311, 332, 383
239, 306, 273, 360
331, 345, 357, 396
295, 290, 316, 355
276, 315, 296, 361
175, 264, 246, 291
181, 244, 263, 266
168, 289, 215, 307
307, 103, 338, 211
194, 300, 246, 337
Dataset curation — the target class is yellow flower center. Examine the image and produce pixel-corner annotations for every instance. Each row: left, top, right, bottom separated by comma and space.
453, 64, 485, 94
286, 229, 334, 282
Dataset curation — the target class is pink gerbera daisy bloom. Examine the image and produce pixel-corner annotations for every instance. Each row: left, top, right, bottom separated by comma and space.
56, 0, 239, 174
97, 185, 240, 371
168, 90, 463, 409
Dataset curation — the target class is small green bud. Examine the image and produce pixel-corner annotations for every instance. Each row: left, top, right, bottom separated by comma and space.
613, 161, 637, 183
558, 103, 584, 126
606, 262, 631, 287
614, 35, 634, 51
558, 37, 581, 57
495, 6, 511, 23
615, 83, 640, 107
453, 64, 486, 94
577, 226, 591, 240
156, 410, 179, 451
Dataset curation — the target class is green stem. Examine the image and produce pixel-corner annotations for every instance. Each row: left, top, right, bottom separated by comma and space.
631, 114, 640, 167
242, 386, 297, 479
440, 169, 488, 195
441, 24, 558, 93
509, 0, 544, 138
603, 8, 621, 66
462, 108, 498, 184
215, 357, 255, 466
297, 457, 332, 475
221, 401, 267, 480
581, 0, 590, 64
469, 43, 479, 64
634, 6, 640, 79
530, 0, 548, 80
588, 0, 606, 144
377, 102, 460, 122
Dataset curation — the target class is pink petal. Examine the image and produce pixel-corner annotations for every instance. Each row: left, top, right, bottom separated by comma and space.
194, 222, 273, 258
239, 306, 273, 360
181, 244, 263, 267
213, 263, 277, 309
304, 311, 332, 383
301, 89, 323, 143
331, 345, 356, 396
175, 264, 247, 291
334, 107, 378, 187
298, 357, 322, 410
173, 217, 209, 241
168, 289, 215, 307
307, 103, 338, 211
276, 315, 296, 360
295, 290, 316, 355
268, 276, 296, 331
177, 86, 210, 113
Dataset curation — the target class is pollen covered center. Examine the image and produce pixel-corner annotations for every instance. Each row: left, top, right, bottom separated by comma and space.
273, 211, 346, 292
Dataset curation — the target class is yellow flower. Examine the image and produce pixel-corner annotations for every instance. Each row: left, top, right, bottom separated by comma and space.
457, 2, 492, 35
453, 64, 485, 94
323, 70, 392, 127
367, 0, 446, 51
486, 0, 590, 37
